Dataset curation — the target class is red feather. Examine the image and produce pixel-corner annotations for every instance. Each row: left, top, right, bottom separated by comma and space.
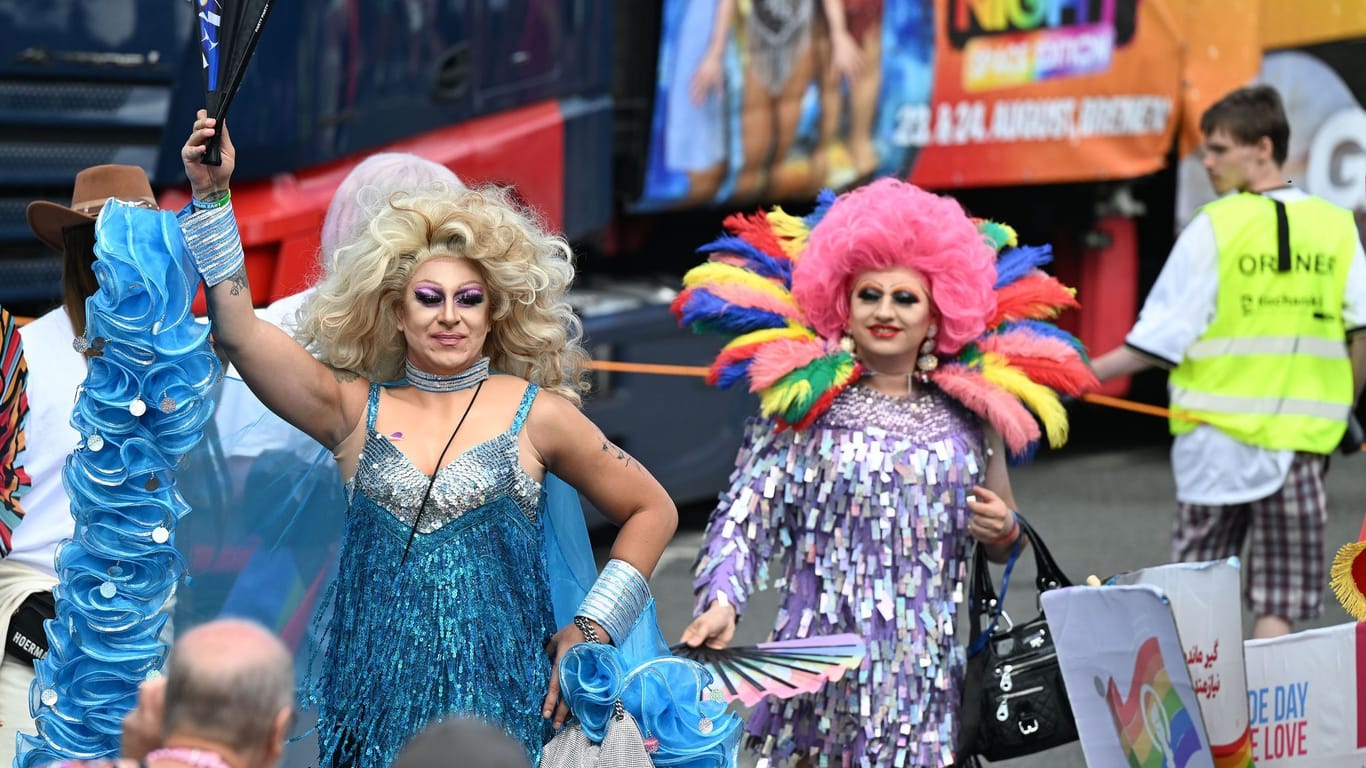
723, 210, 788, 259
992, 356, 1097, 397
977, 331, 1098, 396
990, 274, 1079, 325
669, 288, 692, 319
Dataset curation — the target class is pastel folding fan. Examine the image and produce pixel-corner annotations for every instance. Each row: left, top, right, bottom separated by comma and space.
671, 634, 866, 708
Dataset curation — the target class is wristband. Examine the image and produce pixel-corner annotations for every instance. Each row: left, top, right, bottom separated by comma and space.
190, 190, 231, 211
177, 198, 245, 287
991, 511, 1020, 546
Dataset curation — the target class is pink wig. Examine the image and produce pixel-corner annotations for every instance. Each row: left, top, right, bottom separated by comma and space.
791, 178, 996, 355
320, 152, 464, 270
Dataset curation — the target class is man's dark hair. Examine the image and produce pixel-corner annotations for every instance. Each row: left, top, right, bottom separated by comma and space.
1199, 84, 1290, 166
60, 222, 99, 338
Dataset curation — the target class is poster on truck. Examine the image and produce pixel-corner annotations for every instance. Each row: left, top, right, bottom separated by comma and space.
639, 0, 1187, 209
1176, 16, 1366, 236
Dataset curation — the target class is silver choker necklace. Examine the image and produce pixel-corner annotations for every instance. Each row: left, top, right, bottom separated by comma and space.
405, 357, 490, 393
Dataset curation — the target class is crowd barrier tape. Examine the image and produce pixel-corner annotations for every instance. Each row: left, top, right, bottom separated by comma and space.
12, 316, 1362, 451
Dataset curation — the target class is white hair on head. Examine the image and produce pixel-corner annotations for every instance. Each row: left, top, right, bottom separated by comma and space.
320, 152, 464, 269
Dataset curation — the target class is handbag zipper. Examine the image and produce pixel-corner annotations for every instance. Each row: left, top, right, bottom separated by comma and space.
994, 685, 1044, 722
995, 652, 1057, 692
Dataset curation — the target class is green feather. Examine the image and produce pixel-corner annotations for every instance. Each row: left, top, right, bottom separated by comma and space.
774, 354, 853, 423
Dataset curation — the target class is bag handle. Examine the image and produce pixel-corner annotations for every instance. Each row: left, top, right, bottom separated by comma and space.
966, 512, 1072, 648
1017, 514, 1071, 593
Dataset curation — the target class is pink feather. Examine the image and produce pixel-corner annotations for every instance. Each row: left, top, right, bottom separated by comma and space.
977, 329, 1077, 362
930, 364, 1041, 455
977, 330, 1098, 396
748, 338, 830, 390
709, 254, 751, 270
700, 281, 800, 321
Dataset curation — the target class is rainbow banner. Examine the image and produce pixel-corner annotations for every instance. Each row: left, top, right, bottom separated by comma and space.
1112, 560, 1255, 768
1042, 584, 1216, 768
1105, 636, 1206, 767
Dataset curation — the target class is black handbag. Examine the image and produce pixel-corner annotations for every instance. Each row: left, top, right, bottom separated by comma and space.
957, 514, 1078, 764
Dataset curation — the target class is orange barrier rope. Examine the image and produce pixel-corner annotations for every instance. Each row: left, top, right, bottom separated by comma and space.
1077, 392, 1196, 422
16, 317, 1359, 450
588, 360, 710, 377
587, 359, 1366, 451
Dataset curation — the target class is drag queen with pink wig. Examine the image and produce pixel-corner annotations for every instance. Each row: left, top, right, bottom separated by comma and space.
673, 178, 1097, 767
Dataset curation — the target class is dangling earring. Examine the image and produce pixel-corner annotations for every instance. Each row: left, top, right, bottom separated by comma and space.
916, 323, 939, 376
839, 333, 857, 357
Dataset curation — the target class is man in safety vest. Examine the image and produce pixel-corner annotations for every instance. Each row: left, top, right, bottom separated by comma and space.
1091, 84, 1366, 638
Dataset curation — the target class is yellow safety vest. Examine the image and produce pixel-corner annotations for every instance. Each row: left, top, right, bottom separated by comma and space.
1168, 192, 1356, 453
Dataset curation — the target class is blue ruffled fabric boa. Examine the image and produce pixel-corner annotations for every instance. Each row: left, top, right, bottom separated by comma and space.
17, 202, 221, 767
542, 477, 740, 766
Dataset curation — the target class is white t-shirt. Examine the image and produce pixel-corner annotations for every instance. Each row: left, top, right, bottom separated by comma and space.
1126, 188, 1366, 504
213, 288, 318, 459
256, 287, 314, 335
9, 309, 84, 576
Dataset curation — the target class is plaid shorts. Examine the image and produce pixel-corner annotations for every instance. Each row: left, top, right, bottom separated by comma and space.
1172, 452, 1328, 622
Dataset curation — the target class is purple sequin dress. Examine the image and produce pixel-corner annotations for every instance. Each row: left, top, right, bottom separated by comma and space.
694, 383, 987, 768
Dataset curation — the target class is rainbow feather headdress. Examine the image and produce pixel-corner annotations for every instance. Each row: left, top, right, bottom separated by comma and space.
671, 191, 1099, 459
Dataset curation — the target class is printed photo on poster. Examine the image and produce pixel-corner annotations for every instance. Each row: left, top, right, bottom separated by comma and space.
639, 0, 1184, 209
641, 0, 932, 209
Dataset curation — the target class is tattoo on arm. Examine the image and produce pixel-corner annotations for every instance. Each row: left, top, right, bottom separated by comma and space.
600, 438, 644, 473
226, 266, 249, 297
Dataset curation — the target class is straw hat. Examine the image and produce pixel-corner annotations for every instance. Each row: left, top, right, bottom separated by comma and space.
26, 164, 157, 252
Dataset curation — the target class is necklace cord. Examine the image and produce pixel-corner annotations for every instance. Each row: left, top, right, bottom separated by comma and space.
398, 379, 484, 566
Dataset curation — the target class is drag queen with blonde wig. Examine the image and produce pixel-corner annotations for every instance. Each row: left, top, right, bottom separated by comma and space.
171, 112, 705, 767
293, 183, 588, 399
675, 178, 1097, 767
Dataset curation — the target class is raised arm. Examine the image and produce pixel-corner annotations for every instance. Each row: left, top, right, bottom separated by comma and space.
180, 111, 362, 449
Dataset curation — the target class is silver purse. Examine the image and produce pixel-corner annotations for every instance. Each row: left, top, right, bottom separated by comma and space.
539, 708, 653, 768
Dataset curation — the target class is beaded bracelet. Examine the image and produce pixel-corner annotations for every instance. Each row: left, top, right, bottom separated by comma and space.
176, 199, 245, 287
577, 558, 650, 646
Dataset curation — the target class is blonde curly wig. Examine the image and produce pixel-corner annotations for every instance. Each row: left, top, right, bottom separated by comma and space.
294, 184, 591, 404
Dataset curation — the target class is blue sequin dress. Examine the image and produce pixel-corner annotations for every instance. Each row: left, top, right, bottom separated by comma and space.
309, 382, 554, 767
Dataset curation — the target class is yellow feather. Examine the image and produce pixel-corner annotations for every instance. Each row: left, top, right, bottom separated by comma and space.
722, 325, 816, 353
978, 352, 1070, 447
760, 378, 811, 416
766, 207, 811, 257
1331, 540, 1366, 621
1000, 223, 1019, 248
682, 262, 797, 308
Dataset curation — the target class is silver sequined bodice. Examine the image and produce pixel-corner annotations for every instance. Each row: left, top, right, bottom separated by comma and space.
350, 429, 542, 534
315, 382, 556, 767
